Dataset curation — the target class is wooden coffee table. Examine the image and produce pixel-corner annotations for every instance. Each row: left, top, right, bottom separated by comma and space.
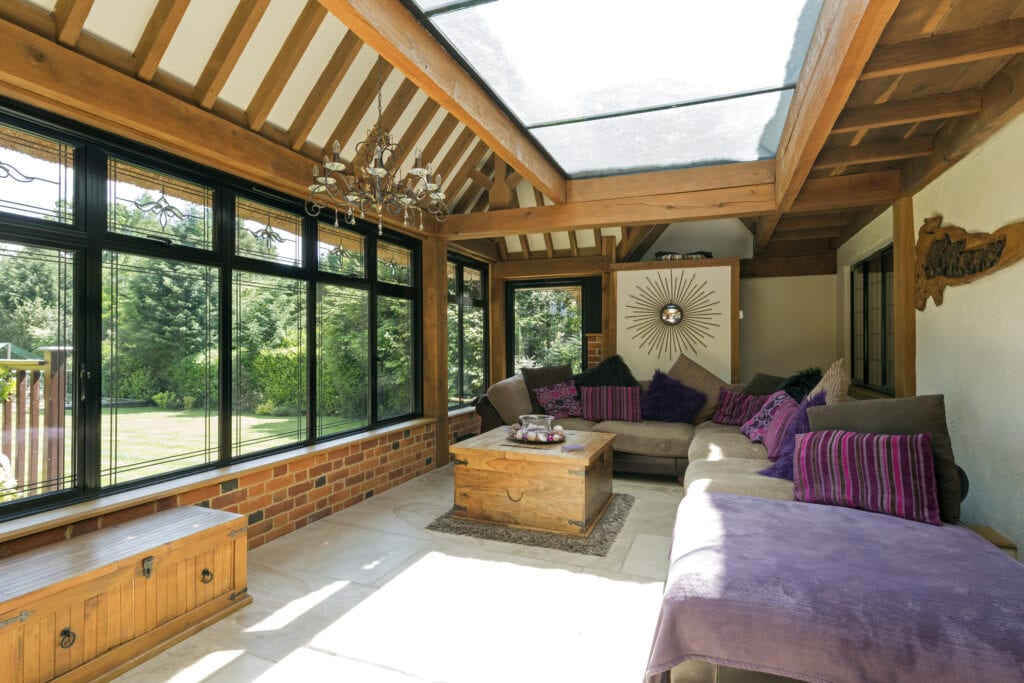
449, 427, 615, 537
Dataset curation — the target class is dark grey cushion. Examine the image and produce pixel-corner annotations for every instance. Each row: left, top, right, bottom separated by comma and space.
741, 373, 786, 396
807, 395, 961, 524
521, 364, 572, 413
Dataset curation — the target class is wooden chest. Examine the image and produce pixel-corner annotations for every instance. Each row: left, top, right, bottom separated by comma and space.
0, 505, 251, 683
450, 428, 614, 537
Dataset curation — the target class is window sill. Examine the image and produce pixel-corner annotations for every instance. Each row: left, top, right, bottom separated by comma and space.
0, 417, 434, 545
448, 406, 476, 418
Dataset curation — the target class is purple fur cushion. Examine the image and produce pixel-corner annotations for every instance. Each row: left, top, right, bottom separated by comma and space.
793, 430, 941, 525
641, 370, 706, 423
739, 390, 791, 443
712, 388, 770, 426
580, 385, 642, 422
532, 379, 582, 418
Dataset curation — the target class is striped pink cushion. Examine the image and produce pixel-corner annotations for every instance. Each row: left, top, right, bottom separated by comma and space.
762, 396, 807, 461
793, 430, 941, 525
580, 385, 642, 422
712, 388, 769, 426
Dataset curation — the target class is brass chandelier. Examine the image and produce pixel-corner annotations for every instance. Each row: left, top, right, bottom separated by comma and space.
304, 65, 448, 235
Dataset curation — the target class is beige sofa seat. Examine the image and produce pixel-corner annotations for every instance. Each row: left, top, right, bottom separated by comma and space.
683, 458, 794, 501
689, 422, 768, 462
592, 420, 694, 458
553, 417, 598, 431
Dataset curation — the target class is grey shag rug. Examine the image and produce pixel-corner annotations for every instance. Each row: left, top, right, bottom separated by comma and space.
426, 493, 634, 557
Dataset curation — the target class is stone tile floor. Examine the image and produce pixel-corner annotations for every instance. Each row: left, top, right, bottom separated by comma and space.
115, 465, 684, 682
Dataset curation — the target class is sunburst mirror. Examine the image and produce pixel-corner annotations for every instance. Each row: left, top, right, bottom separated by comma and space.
625, 270, 721, 358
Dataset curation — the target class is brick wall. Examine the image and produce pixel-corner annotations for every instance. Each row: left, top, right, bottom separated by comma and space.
0, 422, 436, 558
586, 333, 603, 369
448, 409, 481, 443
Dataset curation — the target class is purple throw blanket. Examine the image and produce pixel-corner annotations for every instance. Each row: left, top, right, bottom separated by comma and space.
645, 493, 1024, 683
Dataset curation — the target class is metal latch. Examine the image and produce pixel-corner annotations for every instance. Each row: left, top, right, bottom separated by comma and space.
452, 458, 468, 466
0, 611, 31, 629
453, 504, 467, 512
141, 556, 155, 578
568, 519, 585, 528
229, 587, 249, 602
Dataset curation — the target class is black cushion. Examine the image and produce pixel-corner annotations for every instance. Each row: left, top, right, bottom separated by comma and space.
574, 354, 639, 388
778, 367, 822, 402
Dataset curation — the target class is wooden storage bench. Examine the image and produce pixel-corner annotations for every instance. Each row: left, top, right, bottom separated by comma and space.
0, 505, 251, 682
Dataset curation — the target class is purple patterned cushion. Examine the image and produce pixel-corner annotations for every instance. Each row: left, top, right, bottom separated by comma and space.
641, 370, 706, 423
739, 390, 790, 443
532, 379, 582, 418
762, 396, 809, 462
793, 430, 941, 525
580, 385, 642, 422
711, 388, 769, 426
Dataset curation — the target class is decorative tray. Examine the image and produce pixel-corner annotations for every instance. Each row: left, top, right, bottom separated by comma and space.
506, 423, 566, 444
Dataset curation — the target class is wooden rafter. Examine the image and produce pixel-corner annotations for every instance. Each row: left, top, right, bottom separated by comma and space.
388, 98, 440, 168
488, 157, 512, 210
288, 30, 363, 151
774, 0, 900, 213
247, 1, 327, 131
134, 0, 191, 82
328, 56, 394, 151
377, 77, 418, 132
195, 0, 271, 109
773, 226, 842, 241
775, 212, 857, 231
832, 89, 982, 133
754, 214, 782, 254
316, 0, 566, 203
518, 235, 530, 259
542, 233, 554, 258
861, 17, 1024, 80
445, 141, 489, 206
567, 230, 579, 256
789, 170, 901, 213
496, 237, 509, 261
625, 223, 669, 262
532, 188, 545, 208
434, 126, 476, 185
566, 160, 773, 203
54, 0, 93, 47
813, 137, 933, 169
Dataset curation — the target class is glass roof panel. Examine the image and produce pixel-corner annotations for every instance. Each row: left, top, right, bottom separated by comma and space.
430, 0, 822, 127
531, 89, 793, 177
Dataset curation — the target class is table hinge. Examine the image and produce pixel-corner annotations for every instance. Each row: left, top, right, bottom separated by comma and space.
453, 504, 467, 512
567, 468, 586, 477
568, 519, 585, 528
0, 611, 32, 629
229, 587, 248, 602
452, 458, 468, 466
228, 527, 247, 538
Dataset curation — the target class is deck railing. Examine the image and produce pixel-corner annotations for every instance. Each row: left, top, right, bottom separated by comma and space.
0, 347, 69, 496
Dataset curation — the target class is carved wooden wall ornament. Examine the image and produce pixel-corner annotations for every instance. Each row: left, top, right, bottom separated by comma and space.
914, 215, 1024, 310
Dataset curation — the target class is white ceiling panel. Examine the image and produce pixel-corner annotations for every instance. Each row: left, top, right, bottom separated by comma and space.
338, 70, 404, 159
420, 123, 464, 182
218, 0, 305, 110
266, 19, 347, 131
600, 227, 622, 245
160, 1, 239, 86
575, 230, 596, 249
83, 0, 160, 53
386, 90, 428, 160
514, 180, 535, 208
505, 235, 521, 252
551, 232, 571, 251
526, 233, 546, 253
307, 44, 379, 148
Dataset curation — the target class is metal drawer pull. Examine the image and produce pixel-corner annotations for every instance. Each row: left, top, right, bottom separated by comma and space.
59, 628, 76, 649
200, 568, 214, 584
505, 489, 524, 502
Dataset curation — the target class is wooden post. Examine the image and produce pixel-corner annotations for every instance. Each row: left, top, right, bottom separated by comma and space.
42, 348, 68, 490
421, 237, 451, 467
892, 195, 917, 397
488, 271, 506, 382
601, 236, 617, 360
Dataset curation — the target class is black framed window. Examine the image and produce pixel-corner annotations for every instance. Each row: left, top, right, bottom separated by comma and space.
0, 101, 421, 519
850, 245, 894, 395
505, 277, 599, 376
447, 256, 487, 408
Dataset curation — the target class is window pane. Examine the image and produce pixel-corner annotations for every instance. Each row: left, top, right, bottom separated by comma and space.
447, 261, 457, 297
317, 283, 369, 436
0, 125, 74, 224
464, 267, 483, 301
233, 272, 306, 456
513, 286, 583, 373
235, 198, 303, 267
107, 160, 213, 249
377, 296, 415, 419
318, 222, 366, 277
378, 242, 414, 286
102, 251, 218, 486
0, 244, 75, 503
447, 301, 460, 406
464, 304, 485, 398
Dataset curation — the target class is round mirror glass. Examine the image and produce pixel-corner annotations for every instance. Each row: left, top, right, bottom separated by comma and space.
660, 303, 683, 325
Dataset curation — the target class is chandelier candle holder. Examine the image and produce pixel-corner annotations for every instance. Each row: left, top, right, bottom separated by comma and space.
305, 66, 448, 235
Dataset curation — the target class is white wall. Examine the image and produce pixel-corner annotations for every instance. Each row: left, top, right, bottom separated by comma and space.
912, 112, 1024, 550
642, 218, 754, 260
739, 275, 838, 381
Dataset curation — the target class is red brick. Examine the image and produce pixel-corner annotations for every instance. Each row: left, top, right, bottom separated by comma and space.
179, 484, 220, 505
273, 464, 289, 477
248, 519, 274, 537
240, 469, 273, 488
289, 480, 314, 498
266, 499, 295, 519
211, 489, 247, 509
100, 503, 157, 528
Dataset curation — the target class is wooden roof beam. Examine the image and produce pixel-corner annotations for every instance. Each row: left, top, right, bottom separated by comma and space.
388, 97, 440, 169
195, 0, 271, 109
445, 141, 489, 207
247, 1, 327, 131
789, 170, 901, 213
288, 30, 363, 151
316, 0, 566, 203
566, 160, 773, 203
328, 56, 394, 152
774, 0, 900, 213
772, 226, 842, 241
754, 214, 781, 254
832, 89, 982, 133
775, 212, 857, 231
861, 17, 1024, 80
134, 0, 190, 82
812, 137, 933, 170
54, 0, 93, 47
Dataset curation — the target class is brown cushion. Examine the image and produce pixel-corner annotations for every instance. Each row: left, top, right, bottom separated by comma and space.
667, 354, 727, 424
806, 358, 849, 404
486, 375, 534, 425
521, 364, 573, 413
741, 373, 786, 396
806, 394, 960, 523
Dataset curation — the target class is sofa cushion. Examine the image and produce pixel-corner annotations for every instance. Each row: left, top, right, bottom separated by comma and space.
552, 417, 597, 431
806, 358, 850, 405
592, 420, 693, 458
740, 373, 786, 396
522, 364, 572, 413
640, 370, 705, 423
778, 367, 823, 402
807, 394, 961, 524
793, 430, 941, 526
688, 423, 769, 462
683, 458, 795, 501
532, 379, 582, 418
666, 353, 725, 424
739, 390, 790, 443
485, 374, 533, 425
575, 354, 639, 387
580, 385, 642, 422
712, 388, 770, 426
763, 396, 808, 461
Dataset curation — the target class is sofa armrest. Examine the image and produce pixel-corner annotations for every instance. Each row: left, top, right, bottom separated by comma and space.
472, 394, 505, 432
